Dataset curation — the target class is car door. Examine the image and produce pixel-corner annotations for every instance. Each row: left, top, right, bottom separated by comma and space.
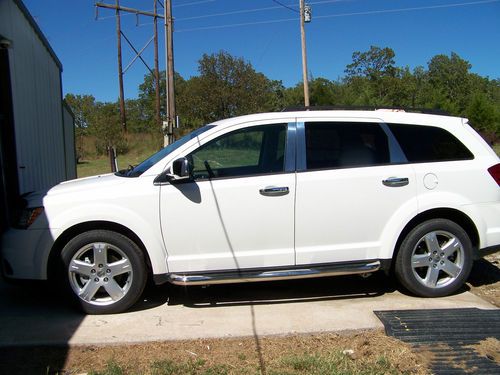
160, 120, 296, 273
294, 118, 417, 265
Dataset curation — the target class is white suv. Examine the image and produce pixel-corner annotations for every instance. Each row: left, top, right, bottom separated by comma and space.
2, 110, 499, 314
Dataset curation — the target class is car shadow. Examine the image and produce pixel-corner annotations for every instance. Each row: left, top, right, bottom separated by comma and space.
160, 271, 396, 308
467, 258, 500, 287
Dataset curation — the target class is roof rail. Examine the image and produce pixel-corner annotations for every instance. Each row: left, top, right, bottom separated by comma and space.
281, 106, 450, 116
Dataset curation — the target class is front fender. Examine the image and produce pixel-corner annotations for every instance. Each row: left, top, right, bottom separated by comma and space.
44, 203, 168, 277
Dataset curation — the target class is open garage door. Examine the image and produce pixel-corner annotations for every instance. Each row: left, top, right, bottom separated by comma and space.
0, 47, 19, 233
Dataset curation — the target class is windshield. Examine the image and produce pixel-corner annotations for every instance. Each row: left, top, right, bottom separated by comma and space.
120, 125, 215, 177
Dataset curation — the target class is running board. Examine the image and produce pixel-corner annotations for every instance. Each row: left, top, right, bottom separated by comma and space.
169, 260, 381, 286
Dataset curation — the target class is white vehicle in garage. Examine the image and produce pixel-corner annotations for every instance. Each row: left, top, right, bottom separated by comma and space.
2, 109, 499, 314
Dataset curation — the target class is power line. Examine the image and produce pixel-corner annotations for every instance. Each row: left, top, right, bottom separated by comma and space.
175, 17, 295, 32
176, 5, 287, 22
175, 0, 500, 32
173, 0, 216, 8
175, 0, 349, 22
272, 0, 299, 13
97, 0, 217, 20
316, 0, 500, 20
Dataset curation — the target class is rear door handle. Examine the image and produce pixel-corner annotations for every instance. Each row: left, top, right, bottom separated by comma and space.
382, 177, 409, 187
259, 186, 290, 196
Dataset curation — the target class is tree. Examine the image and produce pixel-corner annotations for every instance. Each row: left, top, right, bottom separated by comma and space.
92, 102, 126, 155
64, 94, 96, 161
344, 46, 400, 105
345, 46, 396, 80
427, 52, 472, 112
466, 93, 499, 144
192, 51, 277, 123
138, 70, 187, 133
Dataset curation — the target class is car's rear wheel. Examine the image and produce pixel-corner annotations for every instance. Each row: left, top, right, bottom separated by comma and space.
395, 219, 473, 297
61, 230, 146, 314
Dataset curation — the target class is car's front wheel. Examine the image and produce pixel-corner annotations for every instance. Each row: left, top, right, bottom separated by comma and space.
395, 219, 473, 297
61, 230, 147, 314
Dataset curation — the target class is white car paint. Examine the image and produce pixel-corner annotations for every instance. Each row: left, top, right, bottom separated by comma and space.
2, 110, 499, 288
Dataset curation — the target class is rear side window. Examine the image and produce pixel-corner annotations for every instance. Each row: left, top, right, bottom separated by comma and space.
305, 122, 390, 170
388, 124, 474, 163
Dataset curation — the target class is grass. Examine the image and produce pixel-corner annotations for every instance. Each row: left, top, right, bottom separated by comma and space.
9, 331, 427, 375
84, 350, 413, 375
1, 331, 430, 374
77, 133, 160, 178
77, 149, 155, 178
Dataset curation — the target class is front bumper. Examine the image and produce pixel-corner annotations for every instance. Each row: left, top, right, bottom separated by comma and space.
1, 228, 55, 280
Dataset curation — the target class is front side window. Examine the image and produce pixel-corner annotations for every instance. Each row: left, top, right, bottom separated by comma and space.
388, 124, 474, 162
305, 122, 390, 170
188, 124, 287, 179
121, 125, 214, 177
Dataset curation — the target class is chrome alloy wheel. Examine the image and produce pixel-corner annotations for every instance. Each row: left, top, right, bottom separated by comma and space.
68, 242, 133, 306
411, 230, 465, 289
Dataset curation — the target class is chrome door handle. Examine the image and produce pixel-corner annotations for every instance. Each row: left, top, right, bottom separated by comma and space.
259, 186, 290, 196
382, 177, 409, 187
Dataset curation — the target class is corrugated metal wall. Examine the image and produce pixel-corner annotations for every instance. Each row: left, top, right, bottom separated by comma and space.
63, 102, 77, 180
0, 0, 73, 194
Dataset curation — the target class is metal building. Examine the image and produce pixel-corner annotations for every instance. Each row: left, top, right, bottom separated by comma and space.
0, 0, 76, 233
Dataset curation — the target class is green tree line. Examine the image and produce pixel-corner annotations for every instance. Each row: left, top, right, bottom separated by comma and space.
66, 46, 500, 159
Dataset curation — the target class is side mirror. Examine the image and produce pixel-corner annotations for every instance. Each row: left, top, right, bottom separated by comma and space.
172, 157, 191, 179
154, 157, 192, 185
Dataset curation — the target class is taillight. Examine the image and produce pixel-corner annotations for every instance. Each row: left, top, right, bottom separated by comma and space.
488, 163, 500, 186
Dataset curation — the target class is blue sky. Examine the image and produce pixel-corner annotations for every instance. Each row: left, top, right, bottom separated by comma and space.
23, 0, 500, 102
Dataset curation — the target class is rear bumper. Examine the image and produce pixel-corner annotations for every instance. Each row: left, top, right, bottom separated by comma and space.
461, 201, 500, 251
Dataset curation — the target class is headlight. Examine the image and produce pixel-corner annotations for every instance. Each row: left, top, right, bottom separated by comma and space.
15, 207, 44, 229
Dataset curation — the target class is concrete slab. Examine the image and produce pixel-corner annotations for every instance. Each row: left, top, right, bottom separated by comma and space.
0, 273, 495, 347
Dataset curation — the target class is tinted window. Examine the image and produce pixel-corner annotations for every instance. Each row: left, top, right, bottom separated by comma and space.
305, 122, 390, 170
388, 124, 474, 163
188, 124, 287, 179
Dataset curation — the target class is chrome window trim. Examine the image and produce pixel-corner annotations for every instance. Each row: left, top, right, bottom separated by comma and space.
296, 121, 307, 171
380, 122, 408, 163
285, 121, 297, 173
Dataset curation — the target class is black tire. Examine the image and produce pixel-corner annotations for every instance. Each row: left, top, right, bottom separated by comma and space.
61, 230, 147, 314
395, 219, 473, 297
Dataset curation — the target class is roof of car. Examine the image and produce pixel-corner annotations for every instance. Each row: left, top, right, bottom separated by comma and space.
210, 109, 465, 129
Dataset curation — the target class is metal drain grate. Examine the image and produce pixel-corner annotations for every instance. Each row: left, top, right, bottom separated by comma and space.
375, 308, 500, 375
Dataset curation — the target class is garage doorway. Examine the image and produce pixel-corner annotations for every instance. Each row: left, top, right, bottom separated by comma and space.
0, 47, 19, 233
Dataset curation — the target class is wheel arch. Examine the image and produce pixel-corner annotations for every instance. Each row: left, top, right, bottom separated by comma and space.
47, 221, 153, 280
388, 208, 480, 273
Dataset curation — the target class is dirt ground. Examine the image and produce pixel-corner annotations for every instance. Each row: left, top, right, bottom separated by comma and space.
467, 253, 500, 307
467, 337, 500, 363
1, 330, 430, 375
1, 253, 497, 374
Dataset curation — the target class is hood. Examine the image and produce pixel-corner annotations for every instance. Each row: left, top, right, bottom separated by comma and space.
47, 173, 125, 197
22, 174, 126, 207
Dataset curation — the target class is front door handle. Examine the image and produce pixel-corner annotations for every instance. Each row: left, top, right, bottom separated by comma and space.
259, 186, 289, 196
382, 177, 409, 187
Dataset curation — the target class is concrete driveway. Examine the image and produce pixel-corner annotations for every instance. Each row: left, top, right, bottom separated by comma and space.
0, 272, 495, 346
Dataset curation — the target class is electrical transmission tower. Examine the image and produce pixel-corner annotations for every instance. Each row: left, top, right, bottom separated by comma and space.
95, 0, 176, 146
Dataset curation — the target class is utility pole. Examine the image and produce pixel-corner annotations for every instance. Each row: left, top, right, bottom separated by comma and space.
153, 0, 161, 131
300, 0, 310, 107
116, 0, 126, 132
95, 1, 167, 143
164, 0, 176, 146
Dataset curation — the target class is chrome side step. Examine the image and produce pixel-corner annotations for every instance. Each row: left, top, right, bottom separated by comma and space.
169, 260, 381, 286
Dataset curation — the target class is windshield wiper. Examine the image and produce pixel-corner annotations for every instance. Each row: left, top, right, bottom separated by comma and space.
115, 164, 136, 177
